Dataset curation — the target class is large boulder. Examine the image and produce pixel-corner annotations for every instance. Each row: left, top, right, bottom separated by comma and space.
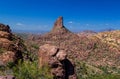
38, 44, 77, 79
56, 50, 67, 61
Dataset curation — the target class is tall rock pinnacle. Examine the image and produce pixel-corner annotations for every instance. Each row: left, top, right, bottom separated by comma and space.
51, 16, 70, 33
53, 16, 64, 29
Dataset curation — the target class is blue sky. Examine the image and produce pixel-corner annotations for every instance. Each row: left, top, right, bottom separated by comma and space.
0, 0, 120, 32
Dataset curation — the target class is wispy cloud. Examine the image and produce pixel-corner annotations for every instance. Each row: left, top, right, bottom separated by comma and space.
86, 24, 89, 26
16, 23, 24, 26
105, 24, 109, 26
68, 21, 73, 24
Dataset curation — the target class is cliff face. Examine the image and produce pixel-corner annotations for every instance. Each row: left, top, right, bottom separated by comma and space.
0, 23, 26, 65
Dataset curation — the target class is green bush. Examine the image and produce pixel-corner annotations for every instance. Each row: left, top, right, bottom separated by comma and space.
75, 61, 120, 79
13, 60, 52, 79
31, 44, 39, 49
0, 48, 6, 54
88, 74, 120, 79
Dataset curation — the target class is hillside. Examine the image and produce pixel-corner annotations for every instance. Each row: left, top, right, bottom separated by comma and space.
28, 17, 120, 67
0, 23, 29, 78
20, 17, 120, 78
2, 17, 119, 79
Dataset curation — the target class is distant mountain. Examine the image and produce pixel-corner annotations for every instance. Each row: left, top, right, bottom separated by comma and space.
77, 30, 97, 37
13, 29, 49, 34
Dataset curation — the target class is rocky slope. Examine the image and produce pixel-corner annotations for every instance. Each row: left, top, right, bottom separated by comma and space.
15, 16, 120, 79
24, 17, 120, 67
0, 23, 27, 65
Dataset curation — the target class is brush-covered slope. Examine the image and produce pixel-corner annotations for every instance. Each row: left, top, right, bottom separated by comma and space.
15, 17, 120, 79
85, 30, 120, 67
26, 17, 120, 68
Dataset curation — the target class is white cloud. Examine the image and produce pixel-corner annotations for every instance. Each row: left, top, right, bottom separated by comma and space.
16, 23, 24, 26
68, 21, 73, 24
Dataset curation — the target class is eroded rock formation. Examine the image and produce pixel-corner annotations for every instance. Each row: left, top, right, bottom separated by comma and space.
53, 16, 64, 30
51, 16, 70, 33
38, 44, 77, 79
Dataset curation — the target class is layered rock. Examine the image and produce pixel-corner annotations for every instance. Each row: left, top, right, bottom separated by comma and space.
38, 44, 77, 79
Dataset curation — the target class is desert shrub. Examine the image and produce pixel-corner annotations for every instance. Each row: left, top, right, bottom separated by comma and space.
31, 44, 39, 49
76, 61, 120, 79
76, 62, 100, 79
13, 60, 52, 79
0, 64, 13, 76
0, 48, 6, 54
88, 74, 120, 79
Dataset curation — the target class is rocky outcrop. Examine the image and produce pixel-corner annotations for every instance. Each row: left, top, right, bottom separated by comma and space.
38, 16, 79, 48
38, 44, 77, 79
51, 16, 70, 33
0, 24, 11, 33
53, 16, 63, 30
0, 23, 26, 65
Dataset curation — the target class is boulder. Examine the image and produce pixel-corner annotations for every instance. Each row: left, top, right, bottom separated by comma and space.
38, 44, 77, 79
56, 50, 67, 61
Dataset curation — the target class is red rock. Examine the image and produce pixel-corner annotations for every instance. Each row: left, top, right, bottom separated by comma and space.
0, 24, 11, 33
53, 16, 63, 29
0, 23, 26, 65
56, 50, 67, 61
38, 44, 77, 79
51, 16, 70, 33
